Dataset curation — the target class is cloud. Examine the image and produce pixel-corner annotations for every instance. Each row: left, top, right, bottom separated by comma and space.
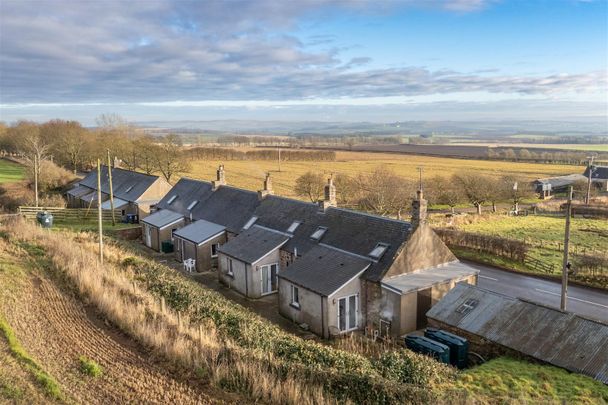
0, 0, 604, 106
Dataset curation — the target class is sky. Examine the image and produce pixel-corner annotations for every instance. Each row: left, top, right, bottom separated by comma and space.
0, 0, 606, 126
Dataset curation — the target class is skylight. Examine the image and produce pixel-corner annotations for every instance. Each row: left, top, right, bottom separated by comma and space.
187, 200, 199, 210
124, 185, 134, 193
243, 216, 258, 230
310, 226, 327, 241
287, 221, 301, 233
369, 243, 389, 260
167, 195, 177, 205
456, 299, 478, 315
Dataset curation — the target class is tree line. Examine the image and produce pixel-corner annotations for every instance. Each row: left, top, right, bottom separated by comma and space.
183, 147, 335, 161
293, 168, 543, 218
487, 148, 607, 165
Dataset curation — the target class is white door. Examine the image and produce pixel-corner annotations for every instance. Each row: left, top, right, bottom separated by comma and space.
145, 225, 152, 247
338, 294, 358, 332
261, 264, 278, 295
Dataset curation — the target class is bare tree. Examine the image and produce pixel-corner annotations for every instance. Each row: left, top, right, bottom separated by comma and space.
135, 136, 160, 174
155, 134, 190, 183
42, 119, 87, 173
10, 121, 50, 206
454, 172, 494, 215
294, 171, 325, 202
357, 167, 414, 218
500, 176, 536, 214
428, 175, 464, 214
334, 173, 360, 206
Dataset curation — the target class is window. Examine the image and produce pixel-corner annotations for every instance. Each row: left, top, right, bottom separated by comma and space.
167, 195, 177, 205
243, 216, 258, 230
211, 243, 219, 258
227, 258, 234, 276
310, 226, 327, 241
456, 298, 478, 315
187, 200, 198, 210
171, 228, 178, 241
260, 263, 279, 294
287, 221, 301, 233
369, 243, 389, 260
338, 294, 358, 332
124, 185, 134, 193
290, 285, 300, 308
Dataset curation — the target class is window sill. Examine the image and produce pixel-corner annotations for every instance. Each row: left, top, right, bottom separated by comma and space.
290, 303, 301, 310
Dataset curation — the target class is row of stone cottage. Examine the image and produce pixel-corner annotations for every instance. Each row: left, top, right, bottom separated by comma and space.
69, 165, 478, 338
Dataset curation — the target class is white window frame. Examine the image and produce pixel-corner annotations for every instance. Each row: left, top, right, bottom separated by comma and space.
337, 294, 359, 333
287, 221, 301, 233
187, 200, 198, 210
260, 263, 279, 295
290, 285, 300, 308
243, 216, 258, 230
227, 258, 234, 276
167, 195, 177, 205
310, 226, 327, 240
125, 185, 134, 193
211, 243, 219, 258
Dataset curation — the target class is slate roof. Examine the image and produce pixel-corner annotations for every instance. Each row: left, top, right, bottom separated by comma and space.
67, 184, 92, 197
251, 196, 411, 282
218, 225, 289, 264
155, 178, 260, 233
426, 283, 608, 384
79, 165, 160, 202
141, 209, 183, 228
534, 174, 587, 191
279, 245, 371, 296
173, 219, 225, 244
584, 165, 608, 181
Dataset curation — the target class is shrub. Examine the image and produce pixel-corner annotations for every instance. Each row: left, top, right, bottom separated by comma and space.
26, 160, 76, 193
79, 356, 103, 377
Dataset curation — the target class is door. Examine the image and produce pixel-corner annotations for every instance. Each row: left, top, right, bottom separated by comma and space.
261, 264, 278, 295
338, 294, 358, 332
145, 225, 152, 247
417, 288, 432, 329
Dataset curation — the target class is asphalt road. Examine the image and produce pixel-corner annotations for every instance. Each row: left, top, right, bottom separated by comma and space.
466, 262, 608, 323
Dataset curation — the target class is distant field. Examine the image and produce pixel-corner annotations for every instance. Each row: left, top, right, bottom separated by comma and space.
452, 142, 608, 152
185, 150, 579, 200
0, 159, 25, 184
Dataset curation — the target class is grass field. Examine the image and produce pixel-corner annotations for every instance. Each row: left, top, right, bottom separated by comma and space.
452, 142, 608, 152
0, 159, 25, 184
457, 357, 608, 404
185, 150, 579, 200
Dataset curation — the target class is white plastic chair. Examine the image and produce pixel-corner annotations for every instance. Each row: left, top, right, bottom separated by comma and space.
183, 258, 196, 273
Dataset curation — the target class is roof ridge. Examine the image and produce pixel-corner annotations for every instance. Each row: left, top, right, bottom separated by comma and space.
329, 206, 411, 225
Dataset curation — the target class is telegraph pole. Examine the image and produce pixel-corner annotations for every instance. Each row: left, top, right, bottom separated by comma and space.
585, 155, 594, 205
277, 144, 281, 172
107, 150, 115, 226
97, 159, 104, 265
560, 186, 572, 311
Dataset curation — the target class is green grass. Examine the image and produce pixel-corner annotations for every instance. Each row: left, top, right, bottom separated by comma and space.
0, 316, 63, 401
52, 219, 139, 233
0, 159, 25, 184
457, 357, 608, 404
79, 356, 102, 378
0, 377, 24, 401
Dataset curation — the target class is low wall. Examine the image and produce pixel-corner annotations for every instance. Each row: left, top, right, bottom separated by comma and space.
115, 227, 142, 240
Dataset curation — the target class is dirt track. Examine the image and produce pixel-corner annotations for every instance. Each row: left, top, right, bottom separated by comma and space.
2, 271, 233, 404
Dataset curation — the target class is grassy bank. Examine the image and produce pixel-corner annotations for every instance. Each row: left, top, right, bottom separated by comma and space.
457, 357, 608, 404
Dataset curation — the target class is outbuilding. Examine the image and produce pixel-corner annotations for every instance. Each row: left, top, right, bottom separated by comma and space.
173, 219, 226, 272
141, 209, 185, 251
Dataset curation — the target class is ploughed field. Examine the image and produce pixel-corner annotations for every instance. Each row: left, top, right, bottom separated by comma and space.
185, 150, 577, 200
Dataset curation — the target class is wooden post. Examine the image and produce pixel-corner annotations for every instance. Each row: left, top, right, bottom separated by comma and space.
561, 186, 572, 311
97, 159, 104, 265
160, 297, 165, 313
34, 154, 39, 207
585, 155, 594, 205
107, 150, 116, 226
277, 145, 281, 172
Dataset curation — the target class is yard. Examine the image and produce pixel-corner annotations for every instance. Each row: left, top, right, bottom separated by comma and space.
184, 150, 579, 200
0, 159, 25, 184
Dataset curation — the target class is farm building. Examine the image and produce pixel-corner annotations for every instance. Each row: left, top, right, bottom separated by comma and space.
533, 174, 587, 198
66, 165, 171, 219
142, 166, 479, 338
584, 163, 608, 192
426, 283, 608, 384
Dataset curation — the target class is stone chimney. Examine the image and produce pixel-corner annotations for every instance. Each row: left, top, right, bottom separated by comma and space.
318, 174, 337, 211
212, 164, 226, 190
411, 189, 427, 229
258, 172, 274, 200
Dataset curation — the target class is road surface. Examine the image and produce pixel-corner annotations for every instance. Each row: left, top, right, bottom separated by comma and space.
466, 262, 608, 323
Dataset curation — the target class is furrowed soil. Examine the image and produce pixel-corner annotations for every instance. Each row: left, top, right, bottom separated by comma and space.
0, 242, 235, 404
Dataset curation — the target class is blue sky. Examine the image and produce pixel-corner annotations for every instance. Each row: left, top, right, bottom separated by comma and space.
0, 0, 606, 125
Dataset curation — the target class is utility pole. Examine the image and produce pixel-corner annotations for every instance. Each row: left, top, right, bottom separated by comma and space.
585, 155, 594, 205
107, 150, 115, 226
277, 144, 281, 172
417, 166, 423, 191
97, 159, 104, 265
560, 186, 572, 311
34, 154, 39, 207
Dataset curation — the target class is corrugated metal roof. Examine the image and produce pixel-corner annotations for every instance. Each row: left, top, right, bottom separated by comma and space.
534, 174, 587, 190
173, 219, 225, 244
67, 184, 92, 197
427, 284, 608, 384
100, 198, 128, 210
382, 261, 479, 294
279, 245, 370, 296
141, 209, 183, 228
218, 225, 288, 264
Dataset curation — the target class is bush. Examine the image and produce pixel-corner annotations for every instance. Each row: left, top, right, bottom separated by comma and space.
435, 228, 528, 262
26, 160, 76, 193
79, 356, 103, 377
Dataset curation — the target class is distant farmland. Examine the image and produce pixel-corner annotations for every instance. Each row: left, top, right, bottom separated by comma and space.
185, 150, 579, 200
0, 159, 25, 184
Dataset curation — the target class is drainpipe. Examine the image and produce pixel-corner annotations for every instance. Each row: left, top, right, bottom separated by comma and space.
321, 296, 325, 339
245, 263, 249, 297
